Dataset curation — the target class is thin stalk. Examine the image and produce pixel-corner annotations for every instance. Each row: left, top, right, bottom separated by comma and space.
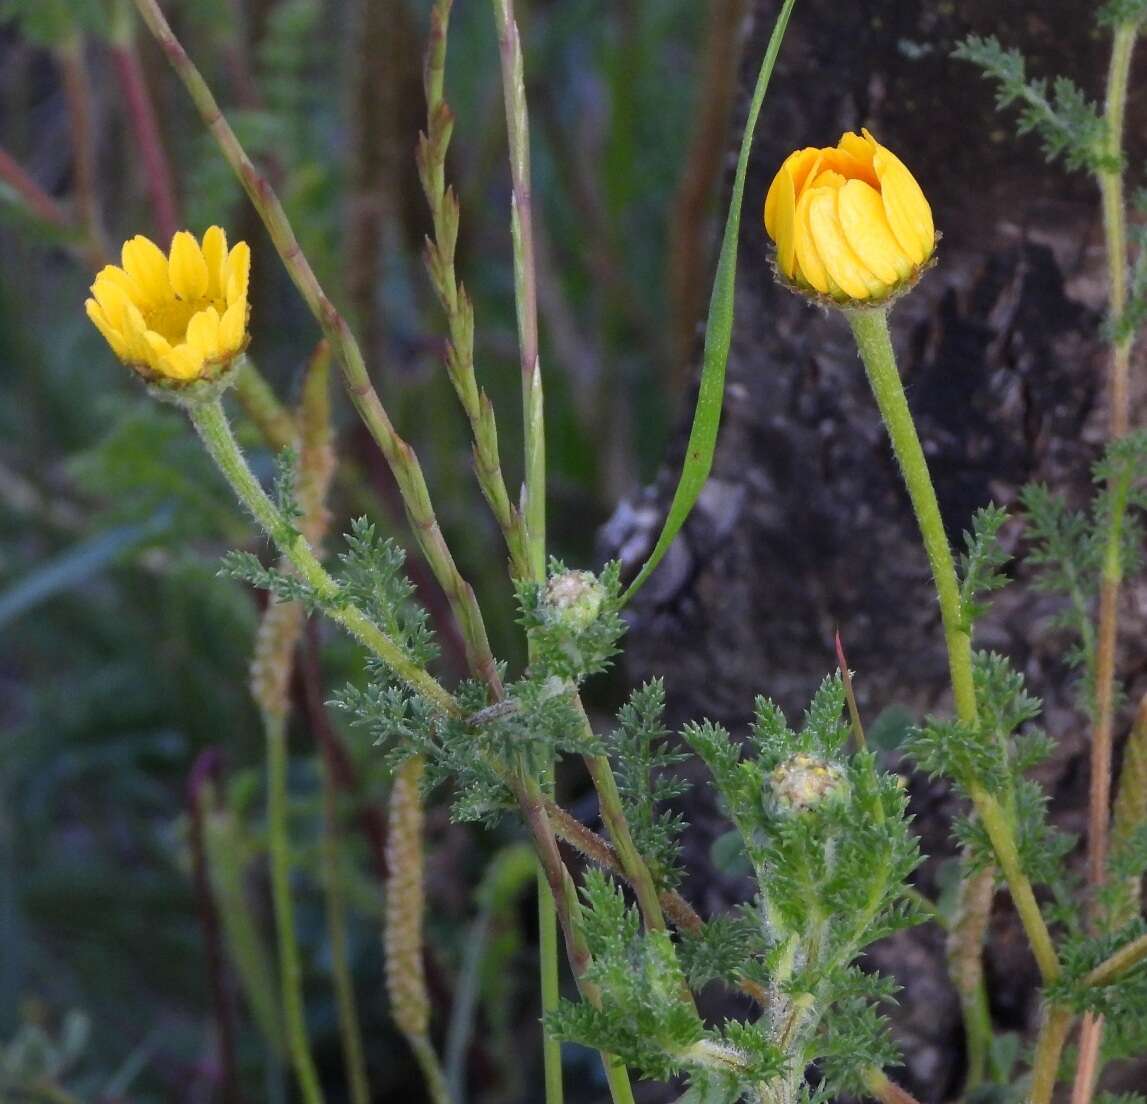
132, 0, 502, 698
485, 5, 562, 1095
509, 772, 637, 1104
56, 35, 109, 267
946, 864, 995, 1088
409, 1035, 452, 1104
583, 751, 667, 932
0, 145, 71, 230
1028, 1004, 1073, 1104
263, 712, 325, 1104
319, 750, 371, 1104
847, 308, 1061, 985
491, 0, 545, 579
187, 396, 458, 716
862, 1068, 925, 1104
1074, 24, 1139, 1102
187, 753, 244, 1104
1083, 928, 1147, 988
108, 17, 181, 241
420, 0, 527, 576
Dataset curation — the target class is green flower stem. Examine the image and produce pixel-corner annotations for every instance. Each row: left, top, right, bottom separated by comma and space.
132, 0, 502, 700
847, 308, 1061, 986
187, 398, 459, 718
263, 712, 326, 1104
1028, 1004, 1073, 1104
583, 750, 667, 932
510, 772, 637, 1104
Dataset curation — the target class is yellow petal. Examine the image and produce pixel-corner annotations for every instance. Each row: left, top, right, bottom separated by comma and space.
765, 148, 819, 234
816, 146, 879, 189
872, 143, 934, 265
91, 273, 136, 331
808, 169, 848, 191
837, 179, 914, 287
121, 302, 155, 364
838, 130, 876, 170
161, 344, 205, 381
144, 331, 173, 372
218, 297, 248, 355
224, 241, 251, 306
121, 235, 171, 305
806, 188, 883, 300
169, 230, 209, 300
201, 226, 228, 301
793, 188, 830, 294
186, 307, 220, 360
765, 165, 798, 278
85, 299, 128, 358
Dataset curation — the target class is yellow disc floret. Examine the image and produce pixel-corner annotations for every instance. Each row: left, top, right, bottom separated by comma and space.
763, 129, 934, 304
85, 226, 251, 384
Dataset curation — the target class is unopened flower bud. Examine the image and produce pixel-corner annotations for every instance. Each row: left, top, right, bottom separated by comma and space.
542, 570, 605, 632
764, 129, 935, 305
768, 752, 849, 815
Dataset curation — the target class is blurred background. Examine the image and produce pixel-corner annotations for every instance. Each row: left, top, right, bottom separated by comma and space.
0, 0, 745, 1100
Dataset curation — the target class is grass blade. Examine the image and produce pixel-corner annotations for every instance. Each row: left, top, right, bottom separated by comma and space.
622, 0, 797, 603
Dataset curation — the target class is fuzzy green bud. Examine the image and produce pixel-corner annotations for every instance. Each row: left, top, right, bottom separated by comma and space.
767, 752, 849, 815
542, 569, 605, 631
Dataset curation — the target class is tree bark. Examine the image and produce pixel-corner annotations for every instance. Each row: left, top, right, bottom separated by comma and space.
602, 1, 1146, 1097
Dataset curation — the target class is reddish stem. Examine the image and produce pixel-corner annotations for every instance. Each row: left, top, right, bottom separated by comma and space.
110, 41, 181, 241
186, 749, 245, 1104
0, 145, 70, 229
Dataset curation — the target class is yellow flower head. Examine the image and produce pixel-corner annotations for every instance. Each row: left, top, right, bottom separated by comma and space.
85, 227, 250, 384
764, 129, 935, 304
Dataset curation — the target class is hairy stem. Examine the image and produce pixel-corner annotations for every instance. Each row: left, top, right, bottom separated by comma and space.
1029, 1004, 1073, 1104
847, 308, 1060, 985
187, 396, 458, 716
1084, 929, 1147, 989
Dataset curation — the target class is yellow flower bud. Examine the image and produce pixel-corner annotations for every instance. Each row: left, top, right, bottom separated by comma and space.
764, 129, 935, 304
85, 226, 251, 387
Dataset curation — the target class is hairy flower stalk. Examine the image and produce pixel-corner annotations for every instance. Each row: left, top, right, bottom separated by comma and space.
130, 0, 503, 700
764, 129, 935, 303
766, 131, 1064, 1092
